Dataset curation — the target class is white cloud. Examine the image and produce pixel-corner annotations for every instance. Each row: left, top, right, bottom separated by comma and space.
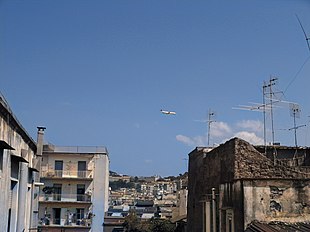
233, 131, 264, 145
210, 121, 232, 137
176, 135, 206, 147
176, 119, 265, 147
236, 120, 263, 133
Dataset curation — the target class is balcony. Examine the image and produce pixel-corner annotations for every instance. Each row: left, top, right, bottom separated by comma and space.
39, 193, 91, 203
40, 217, 91, 228
41, 169, 93, 179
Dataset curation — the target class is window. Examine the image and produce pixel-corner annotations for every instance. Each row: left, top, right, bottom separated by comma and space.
54, 160, 63, 177
77, 184, 85, 201
78, 161, 86, 177
53, 208, 61, 225
76, 208, 85, 225
53, 184, 62, 201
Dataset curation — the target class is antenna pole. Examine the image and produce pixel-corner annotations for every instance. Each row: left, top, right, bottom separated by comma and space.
267, 77, 277, 145
207, 109, 214, 147
293, 110, 298, 147
263, 81, 267, 154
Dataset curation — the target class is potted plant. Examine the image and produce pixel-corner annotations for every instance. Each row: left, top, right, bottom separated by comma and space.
42, 186, 54, 201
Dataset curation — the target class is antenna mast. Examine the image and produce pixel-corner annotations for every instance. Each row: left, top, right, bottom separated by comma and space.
262, 81, 267, 152
207, 109, 215, 147
289, 103, 306, 148
264, 77, 278, 145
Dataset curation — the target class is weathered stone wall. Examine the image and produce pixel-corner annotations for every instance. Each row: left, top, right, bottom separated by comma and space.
187, 147, 205, 232
187, 139, 237, 232
243, 179, 310, 228
187, 138, 310, 232
234, 139, 310, 180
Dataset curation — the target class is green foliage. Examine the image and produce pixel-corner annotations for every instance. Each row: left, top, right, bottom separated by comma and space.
109, 180, 135, 191
123, 211, 148, 232
123, 211, 176, 232
149, 218, 175, 232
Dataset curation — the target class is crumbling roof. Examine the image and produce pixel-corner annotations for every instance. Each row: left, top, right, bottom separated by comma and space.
245, 221, 310, 232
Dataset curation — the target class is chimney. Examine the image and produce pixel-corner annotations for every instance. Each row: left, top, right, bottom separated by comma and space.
36, 126, 46, 156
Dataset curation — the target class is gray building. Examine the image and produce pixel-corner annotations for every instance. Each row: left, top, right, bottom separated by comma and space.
0, 94, 41, 232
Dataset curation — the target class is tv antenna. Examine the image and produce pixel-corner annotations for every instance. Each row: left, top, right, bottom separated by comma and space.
296, 14, 310, 52
233, 77, 281, 146
288, 103, 306, 148
195, 109, 216, 147
263, 77, 279, 146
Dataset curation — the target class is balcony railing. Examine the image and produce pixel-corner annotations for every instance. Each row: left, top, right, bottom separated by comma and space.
41, 169, 93, 179
39, 193, 91, 202
41, 217, 91, 227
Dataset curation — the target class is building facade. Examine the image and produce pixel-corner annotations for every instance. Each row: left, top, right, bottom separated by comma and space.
39, 144, 109, 232
187, 138, 310, 232
0, 94, 41, 232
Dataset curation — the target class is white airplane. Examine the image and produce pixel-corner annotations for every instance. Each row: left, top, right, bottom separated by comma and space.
160, 109, 176, 115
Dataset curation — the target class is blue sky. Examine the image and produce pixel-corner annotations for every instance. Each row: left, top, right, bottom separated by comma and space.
1, 0, 310, 176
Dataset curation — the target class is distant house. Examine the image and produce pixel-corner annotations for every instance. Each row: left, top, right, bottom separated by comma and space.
109, 174, 131, 183
187, 137, 310, 232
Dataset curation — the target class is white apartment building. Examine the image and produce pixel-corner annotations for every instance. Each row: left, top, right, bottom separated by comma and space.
0, 94, 41, 232
39, 144, 109, 232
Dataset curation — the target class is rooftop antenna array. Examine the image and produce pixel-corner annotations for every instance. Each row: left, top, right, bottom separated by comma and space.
233, 77, 288, 157
296, 14, 310, 52
288, 103, 306, 148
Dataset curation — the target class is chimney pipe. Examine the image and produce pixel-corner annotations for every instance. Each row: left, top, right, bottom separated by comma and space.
36, 126, 46, 156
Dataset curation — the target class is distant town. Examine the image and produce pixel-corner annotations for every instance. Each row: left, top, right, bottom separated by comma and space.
2, 81, 310, 232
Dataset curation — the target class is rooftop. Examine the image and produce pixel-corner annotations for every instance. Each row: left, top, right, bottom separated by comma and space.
245, 221, 310, 232
43, 144, 108, 154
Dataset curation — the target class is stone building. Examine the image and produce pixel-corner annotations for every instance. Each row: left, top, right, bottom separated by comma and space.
187, 137, 310, 232
38, 144, 109, 232
0, 94, 42, 232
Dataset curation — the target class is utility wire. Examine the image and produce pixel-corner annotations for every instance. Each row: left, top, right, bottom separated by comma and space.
284, 55, 310, 94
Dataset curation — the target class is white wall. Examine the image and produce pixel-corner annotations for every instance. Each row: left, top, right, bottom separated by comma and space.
92, 154, 109, 232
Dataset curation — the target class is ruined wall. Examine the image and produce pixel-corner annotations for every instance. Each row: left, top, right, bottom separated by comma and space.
243, 179, 310, 228
187, 139, 237, 232
188, 138, 310, 232
234, 139, 310, 180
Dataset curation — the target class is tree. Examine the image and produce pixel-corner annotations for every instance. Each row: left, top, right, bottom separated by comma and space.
123, 211, 176, 232
123, 211, 148, 232
149, 218, 175, 232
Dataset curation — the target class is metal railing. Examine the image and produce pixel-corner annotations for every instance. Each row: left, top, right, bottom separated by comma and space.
41, 169, 93, 178
39, 193, 91, 202
52, 146, 107, 153
39, 218, 92, 227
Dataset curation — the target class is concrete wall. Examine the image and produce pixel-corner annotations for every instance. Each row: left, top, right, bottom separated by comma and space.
0, 100, 37, 232
42, 153, 94, 176
92, 154, 109, 232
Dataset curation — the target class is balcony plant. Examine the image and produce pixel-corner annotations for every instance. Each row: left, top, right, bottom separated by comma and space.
42, 186, 54, 200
